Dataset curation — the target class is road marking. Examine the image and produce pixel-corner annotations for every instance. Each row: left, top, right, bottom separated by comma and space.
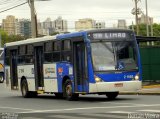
107, 111, 134, 114
101, 102, 146, 106
80, 113, 126, 119
138, 110, 160, 113
22, 117, 43, 119
19, 104, 160, 113
0, 106, 35, 111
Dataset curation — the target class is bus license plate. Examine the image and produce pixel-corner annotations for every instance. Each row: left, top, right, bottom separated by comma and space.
115, 83, 123, 87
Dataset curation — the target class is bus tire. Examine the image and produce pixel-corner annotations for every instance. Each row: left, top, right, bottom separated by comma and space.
0, 73, 4, 83
21, 80, 30, 98
106, 92, 119, 100
63, 79, 79, 101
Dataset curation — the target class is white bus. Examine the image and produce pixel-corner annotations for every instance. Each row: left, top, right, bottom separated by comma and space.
4, 29, 141, 101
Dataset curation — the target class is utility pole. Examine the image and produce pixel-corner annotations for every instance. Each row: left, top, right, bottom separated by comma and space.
28, 0, 37, 38
135, 0, 139, 35
145, 0, 149, 36
132, 0, 141, 35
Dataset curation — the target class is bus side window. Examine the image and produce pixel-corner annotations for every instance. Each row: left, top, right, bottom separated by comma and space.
18, 45, 26, 64
44, 42, 53, 63
53, 41, 61, 62
61, 40, 71, 62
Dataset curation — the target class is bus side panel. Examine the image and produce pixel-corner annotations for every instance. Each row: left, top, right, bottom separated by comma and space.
5, 66, 11, 88
17, 65, 35, 91
56, 63, 74, 93
43, 63, 58, 92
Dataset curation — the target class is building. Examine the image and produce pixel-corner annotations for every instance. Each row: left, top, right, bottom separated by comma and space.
38, 17, 67, 35
117, 20, 127, 29
38, 18, 55, 36
138, 14, 153, 25
2, 15, 18, 35
18, 19, 31, 38
95, 22, 105, 29
75, 18, 96, 31
54, 16, 68, 33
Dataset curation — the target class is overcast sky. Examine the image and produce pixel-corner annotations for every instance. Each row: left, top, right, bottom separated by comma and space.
0, 0, 160, 30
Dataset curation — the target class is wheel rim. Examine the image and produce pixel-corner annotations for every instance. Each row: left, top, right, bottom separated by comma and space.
0, 76, 3, 82
22, 84, 27, 96
66, 84, 72, 96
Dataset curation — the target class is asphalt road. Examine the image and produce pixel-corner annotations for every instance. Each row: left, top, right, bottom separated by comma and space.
0, 83, 160, 119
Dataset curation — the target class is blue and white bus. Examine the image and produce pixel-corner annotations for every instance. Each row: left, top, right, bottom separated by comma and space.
4, 29, 142, 100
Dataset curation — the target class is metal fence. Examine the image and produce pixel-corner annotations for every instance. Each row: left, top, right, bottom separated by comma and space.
137, 36, 160, 82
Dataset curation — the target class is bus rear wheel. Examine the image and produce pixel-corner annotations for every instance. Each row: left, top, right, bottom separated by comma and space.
106, 92, 119, 100
63, 79, 79, 101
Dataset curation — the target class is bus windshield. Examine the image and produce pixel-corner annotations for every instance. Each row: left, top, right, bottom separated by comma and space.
91, 40, 138, 71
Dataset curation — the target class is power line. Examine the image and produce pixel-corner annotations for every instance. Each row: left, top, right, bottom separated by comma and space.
0, 2, 27, 14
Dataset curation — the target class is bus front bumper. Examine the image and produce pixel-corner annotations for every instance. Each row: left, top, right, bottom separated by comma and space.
89, 81, 142, 93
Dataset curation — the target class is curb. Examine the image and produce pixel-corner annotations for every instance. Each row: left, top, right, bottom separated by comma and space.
120, 92, 160, 95
142, 85, 160, 89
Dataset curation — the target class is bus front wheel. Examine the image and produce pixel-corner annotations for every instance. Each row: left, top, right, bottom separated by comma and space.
63, 79, 79, 101
21, 80, 30, 98
106, 92, 119, 100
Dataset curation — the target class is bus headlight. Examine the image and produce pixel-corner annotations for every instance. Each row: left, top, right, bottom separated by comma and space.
94, 75, 103, 82
134, 74, 139, 80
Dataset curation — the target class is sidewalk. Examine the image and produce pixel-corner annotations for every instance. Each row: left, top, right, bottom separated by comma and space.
120, 84, 160, 95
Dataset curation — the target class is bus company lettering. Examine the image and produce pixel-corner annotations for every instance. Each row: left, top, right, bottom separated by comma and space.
105, 33, 126, 38
45, 68, 55, 74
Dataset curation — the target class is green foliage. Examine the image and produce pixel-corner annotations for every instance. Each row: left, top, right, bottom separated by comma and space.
51, 32, 60, 36
0, 29, 8, 47
129, 23, 160, 37
0, 29, 25, 47
152, 23, 160, 36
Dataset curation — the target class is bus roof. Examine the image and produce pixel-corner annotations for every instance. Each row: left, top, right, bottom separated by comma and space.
57, 29, 134, 39
5, 36, 56, 47
57, 31, 86, 39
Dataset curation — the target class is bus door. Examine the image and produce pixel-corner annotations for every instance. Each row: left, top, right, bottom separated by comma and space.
34, 46, 44, 90
73, 40, 88, 93
10, 50, 18, 90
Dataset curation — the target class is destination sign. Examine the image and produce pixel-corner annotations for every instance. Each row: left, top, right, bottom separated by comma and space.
92, 32, 129, 40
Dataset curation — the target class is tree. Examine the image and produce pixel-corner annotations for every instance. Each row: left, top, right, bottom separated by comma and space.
152, 23, 160, 37
51, 32, 60, 36
129, 23, 160, 37
0, 29, 25, 47
0, 29, 8, 47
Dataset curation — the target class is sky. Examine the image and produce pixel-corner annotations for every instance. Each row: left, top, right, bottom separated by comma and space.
0, 0, 160, 31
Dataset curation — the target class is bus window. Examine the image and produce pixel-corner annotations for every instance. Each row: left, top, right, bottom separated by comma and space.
61, 40, 71, 62
53, 41, 61, 62
44, 42, 53, 63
